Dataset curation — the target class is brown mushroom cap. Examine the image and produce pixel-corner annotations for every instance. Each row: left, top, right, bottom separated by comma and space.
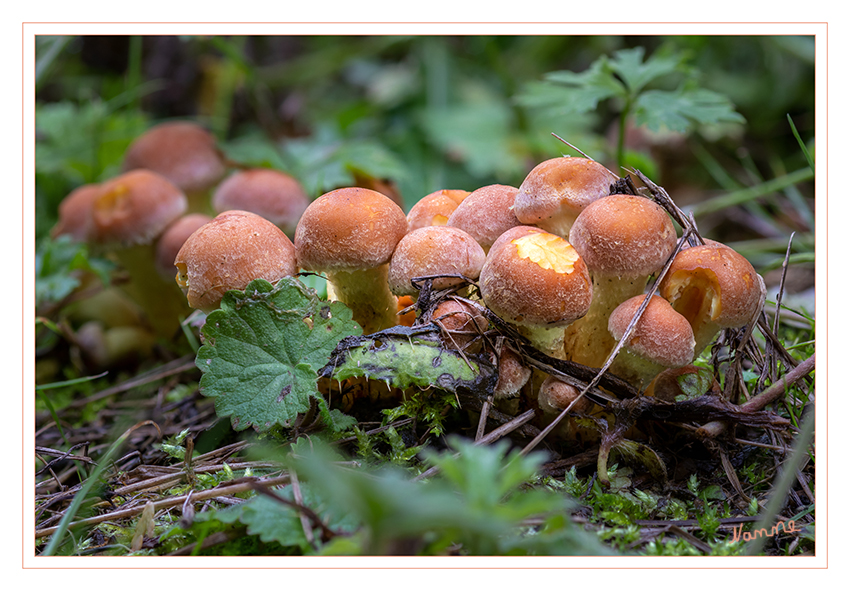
432, 298, 488, 352
406, 189, 470, 232
512, 157, 614, 236
388, 226, 486, 296
608, 294, 695, 369
123, 121, 226, 195
51, 183, 102, 242
493, 348, 532, 400
154, 213, 214, 280
538, 375, 593, 414
174, 210, 297, 313
91, 170, 188, 247
211, 168, 310, 236
446, 184, 522, 252
659, 243, 762, 331
295, 187, 408, 273
479, 225, 592, 329
568, 194, 677, 279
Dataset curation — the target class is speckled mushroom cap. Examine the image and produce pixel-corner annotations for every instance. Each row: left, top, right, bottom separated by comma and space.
568, 194, 677, 278
406, 189, 470, 232
211, 168, 310, 236
295, 187, 408, 273
123, 121, 227, 195
154, 213, 213, 280
432, 298, 489, 352
446, 184, 522, 252
388, 226, 486, 296
493, 348, 532, 400
479, 226, 592, 328
51, 183, 102, 242
538, 375, 592, 414
608, 294, 695, 368
174, 210, 297, 313
512, 157, 614, 236
659, 243, 762, 330
91, 170, 188, 247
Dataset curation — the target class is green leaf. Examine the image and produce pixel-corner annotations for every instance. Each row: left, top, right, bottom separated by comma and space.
35, 235, 113, 308
534, 56, 625, 114
607, 46, 687, 95
634, 86, 745, 134
675, 366, 716, 401
320, 326, 494, 393
196, 277, 361, 432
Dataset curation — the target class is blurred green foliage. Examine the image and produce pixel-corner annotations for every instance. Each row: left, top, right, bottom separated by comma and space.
36, 34, 814, 243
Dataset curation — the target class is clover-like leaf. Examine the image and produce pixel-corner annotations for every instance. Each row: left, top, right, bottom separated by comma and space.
196, 277, 361, 432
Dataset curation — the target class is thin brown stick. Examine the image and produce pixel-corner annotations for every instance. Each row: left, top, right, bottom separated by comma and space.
35, 474, 291, 540
697, 353, 815, 438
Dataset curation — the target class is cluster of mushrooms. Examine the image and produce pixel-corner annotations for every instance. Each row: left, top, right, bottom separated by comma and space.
52, 120, 766, 435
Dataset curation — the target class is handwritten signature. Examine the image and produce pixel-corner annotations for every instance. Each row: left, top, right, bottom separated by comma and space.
731, 519, 802, 543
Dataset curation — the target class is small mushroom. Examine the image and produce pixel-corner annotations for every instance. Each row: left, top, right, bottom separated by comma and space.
294, 187, 408, 335
446, 184, 522, 253
431, 298, 488, 353
388, 226, 486, 298
154, 213, 214, 281
563, 194, 678, 368
89, 169, 190, 337
51, 183, 102, 242
406, 189, 470, 232
123, 121, 227, 212
174, 210, 297, 314
512, 156, 616, 237
211, 168, 310, 237
659, 243, 764, 357
479, 225, 593, 358
607, 294, 696, 391
493, 348, 532, 400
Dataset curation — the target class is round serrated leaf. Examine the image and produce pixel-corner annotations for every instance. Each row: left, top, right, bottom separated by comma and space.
196, 277, 361, 431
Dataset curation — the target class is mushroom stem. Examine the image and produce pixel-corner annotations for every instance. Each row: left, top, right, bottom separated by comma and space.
563, 276, 647, 367
326, 265, 399, 335
112, 243, 190, 338
607, 349, 670, 392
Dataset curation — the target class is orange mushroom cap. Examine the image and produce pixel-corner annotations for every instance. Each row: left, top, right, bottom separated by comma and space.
512, 156, 615, 236
211, 168, 310, 236
123, 121, 226, 195
174, 210, 297, 313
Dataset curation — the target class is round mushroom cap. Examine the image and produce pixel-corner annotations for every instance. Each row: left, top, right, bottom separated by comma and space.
479, 226, 593, 328
538, 375, 593, 414
432, 298, 488, 352
154, 213, 214, 280
91, 170, 188, 246
659, 243, 762, 329
52, 183, 102, 242
388, 226, 486, 296
295, 187, 408, 273
123, 121, 227, 194
446, 184, 522, 251
493, 348, 532, 399
569, 194, 677, 278
608, 294, 695, 368
512, 157, 614, 235
406, 189, 469, 232
211, 168, 310, 235
174, 210, 297, 313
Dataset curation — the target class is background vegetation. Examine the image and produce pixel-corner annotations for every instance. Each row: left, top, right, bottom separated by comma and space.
34, 34, 816, 558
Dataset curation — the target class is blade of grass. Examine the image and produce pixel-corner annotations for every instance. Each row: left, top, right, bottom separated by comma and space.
787, 114, 814, 172
744, 403, 814, 555
689, 167, 814, 218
